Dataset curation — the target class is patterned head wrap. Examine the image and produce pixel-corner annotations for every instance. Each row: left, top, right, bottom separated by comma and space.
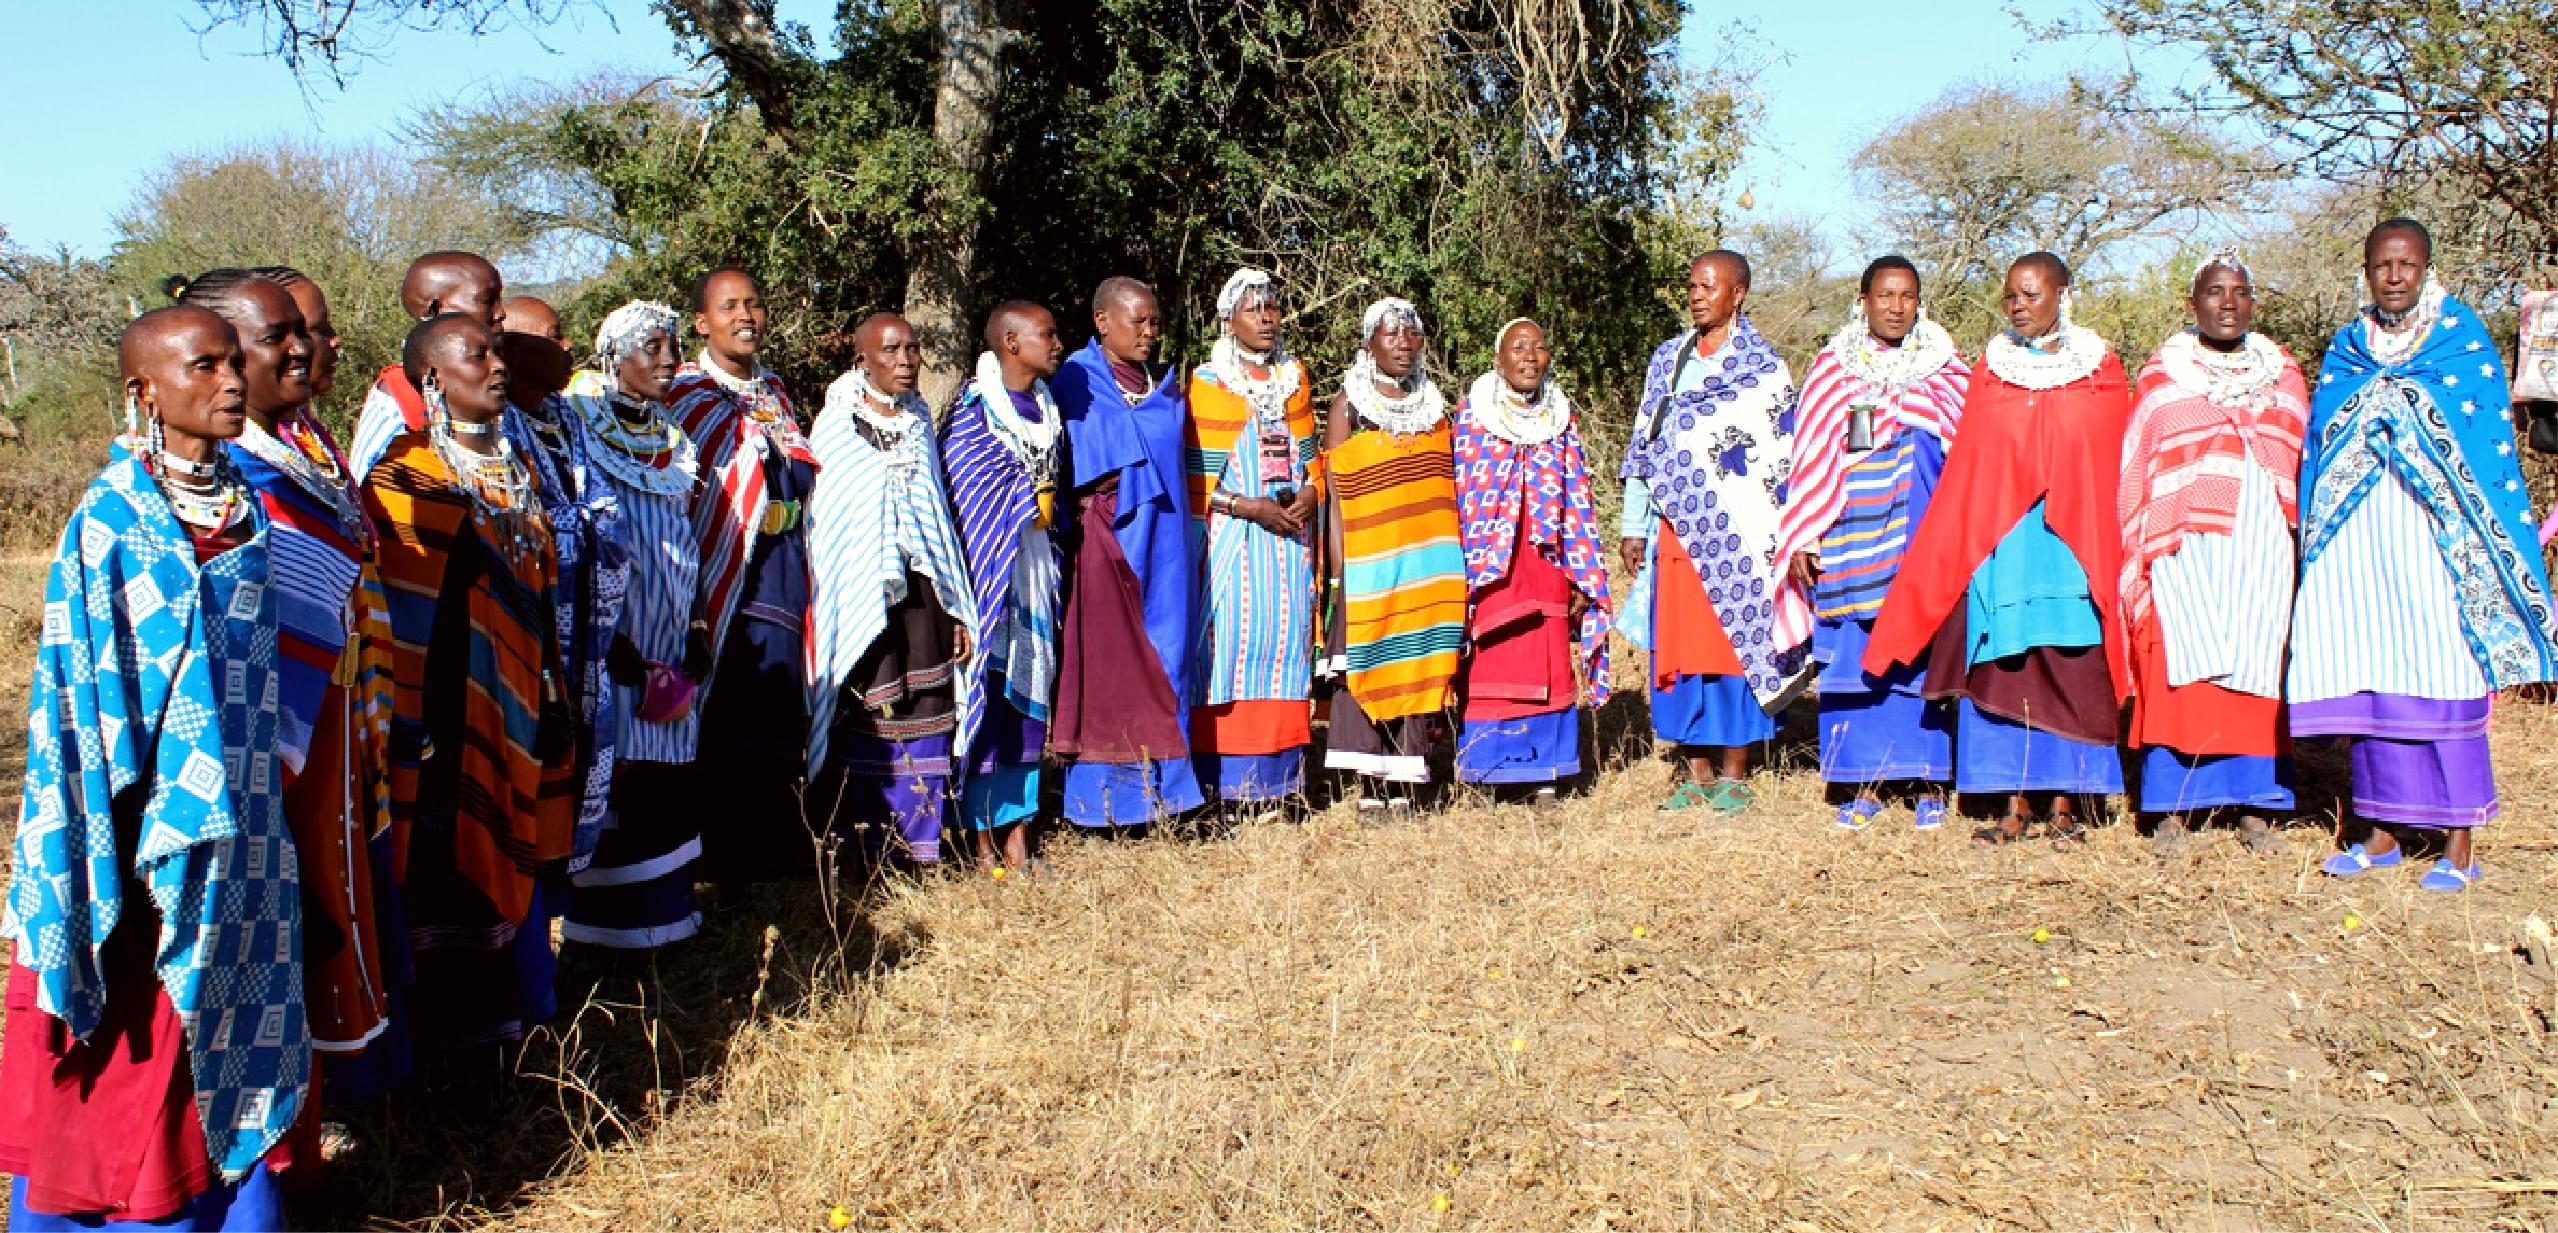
593, 300, 682, 393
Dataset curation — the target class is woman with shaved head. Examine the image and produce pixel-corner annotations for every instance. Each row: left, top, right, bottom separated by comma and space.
2296, 220, 2558, 893
2, 306, 301, 1229
364, 312, 579, 1051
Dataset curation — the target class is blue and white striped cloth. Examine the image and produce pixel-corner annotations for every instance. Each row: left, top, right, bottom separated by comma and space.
804, 374, 982, 774
2149, 458, 2292, 698
348, 378, 407, 481
2289, 466, 2487, 703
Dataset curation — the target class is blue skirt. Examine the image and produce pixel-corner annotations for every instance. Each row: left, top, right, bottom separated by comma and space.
2137, 747, 2293, 813
1955, 699, 2124, 794
1195, 748, 1305, 803
1457, 708, 1581, 785
1819, 688, 1953, 784
1652, 673, 1776, 748
10, 1166, 281, 1232
961, 761, 1040, 832
1063, 755, 1205, 827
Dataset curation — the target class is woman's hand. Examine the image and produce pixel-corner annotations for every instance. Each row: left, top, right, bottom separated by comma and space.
1237, 496, 1307, 538
607, 635, 650, 688
1789, 550, 1822, 590
1617, 537, 1645, 581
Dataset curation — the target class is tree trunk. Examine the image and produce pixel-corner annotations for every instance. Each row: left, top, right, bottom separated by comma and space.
906, 0, 1015, 412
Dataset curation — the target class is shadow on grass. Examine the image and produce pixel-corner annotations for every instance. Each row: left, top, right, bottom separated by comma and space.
302, 861, 929, 1231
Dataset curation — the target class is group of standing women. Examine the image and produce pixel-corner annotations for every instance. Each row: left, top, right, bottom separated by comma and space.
1768, 220, 2552, 899
2, 214, 2546, 1229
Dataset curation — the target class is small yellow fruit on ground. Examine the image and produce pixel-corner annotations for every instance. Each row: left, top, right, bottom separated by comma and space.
2031, 927, 2051, 944
1509, 1036, 1526, 1053
2343, 912, 2362, 931
1433, 1194, 1453, 1213
829, 1205, 853, 1229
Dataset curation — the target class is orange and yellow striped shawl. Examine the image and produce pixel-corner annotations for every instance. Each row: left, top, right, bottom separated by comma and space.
1330, 424, 1466, 720
1184, 359, 1324, 521
367, 433, 577, 923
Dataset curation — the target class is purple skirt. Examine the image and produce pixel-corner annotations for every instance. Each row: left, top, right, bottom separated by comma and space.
2293, 693, 2497, 828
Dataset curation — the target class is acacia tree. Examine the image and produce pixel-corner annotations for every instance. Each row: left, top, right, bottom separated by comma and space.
2071, 0, 2558, 270
1853, 81, 2264, 344
198, 0, 1736, 412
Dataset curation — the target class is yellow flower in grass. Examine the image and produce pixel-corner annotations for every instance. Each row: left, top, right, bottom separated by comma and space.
1432, 1193, 1453, 1213
828, 1205, 853, 1229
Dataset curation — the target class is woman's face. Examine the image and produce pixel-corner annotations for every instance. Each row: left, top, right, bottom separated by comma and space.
2189, 265, 2257, 345
616, 329, 681, 404
228, 280, 315, 425
1496, 322, 1550, 394
1367, 319, 1423, 381
280, 279, 339, 397
1861, 267, 1921, 345
435, 320, 511, 423
2002, 262, 2064, 338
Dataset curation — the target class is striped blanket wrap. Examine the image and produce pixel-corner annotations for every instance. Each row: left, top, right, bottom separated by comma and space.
1331, 423, 1467, 721
2117, 335, 2306, 634
367, 432, 578, 924
1772, 343, 1969, 632
1188, 361, 1320, 705
5, 450, 306, 1181
942, 378, 1061, 737
804, 375, 983, 774
670, 361, 815, 688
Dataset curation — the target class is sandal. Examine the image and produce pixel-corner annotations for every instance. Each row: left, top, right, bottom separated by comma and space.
2319, 842, 2402, 878
1972, 814, 2032, 846
2418, 859, 2482, 893
2047, 818, 2090, 849
1703, 779, 1756, 816
1657, 781, 1711, 812
1835, 797, 1883, 831
1913, 796, 1947, 831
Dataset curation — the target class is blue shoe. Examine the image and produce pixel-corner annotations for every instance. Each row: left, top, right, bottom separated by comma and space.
1835, 798, 1882, 831
1913, 797, 1947, 832
2418, 860, 2482, 893
2320, 843, 2403, 878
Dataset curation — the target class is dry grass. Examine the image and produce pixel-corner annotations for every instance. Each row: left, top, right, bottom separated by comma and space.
422, 705, 2554, 1232
1, 459, 2555, 1228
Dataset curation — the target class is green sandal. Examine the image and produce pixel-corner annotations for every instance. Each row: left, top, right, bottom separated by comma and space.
1703, 778, 1756, 816
1656, 781, 1712, 812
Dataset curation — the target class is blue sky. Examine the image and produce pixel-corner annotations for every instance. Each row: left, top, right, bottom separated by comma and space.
2, 2, 2143, 259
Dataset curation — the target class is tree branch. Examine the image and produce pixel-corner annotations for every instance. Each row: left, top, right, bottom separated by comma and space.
656, 0, 803, 137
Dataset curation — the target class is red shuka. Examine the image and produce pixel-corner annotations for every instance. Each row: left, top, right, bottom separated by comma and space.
1860, 353, 2135, 699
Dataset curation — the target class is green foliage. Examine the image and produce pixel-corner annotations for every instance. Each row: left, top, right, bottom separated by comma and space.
415, 1, 1738, 423
108, 141, 536, 436
0, 227, 126, 446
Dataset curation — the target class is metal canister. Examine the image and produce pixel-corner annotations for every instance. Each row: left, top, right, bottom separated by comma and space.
1846, 402, 1877, 453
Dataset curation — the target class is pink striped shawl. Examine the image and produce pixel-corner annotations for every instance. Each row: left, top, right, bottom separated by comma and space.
2116, 333, 2308, 631
1770, 341, 1969, 648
